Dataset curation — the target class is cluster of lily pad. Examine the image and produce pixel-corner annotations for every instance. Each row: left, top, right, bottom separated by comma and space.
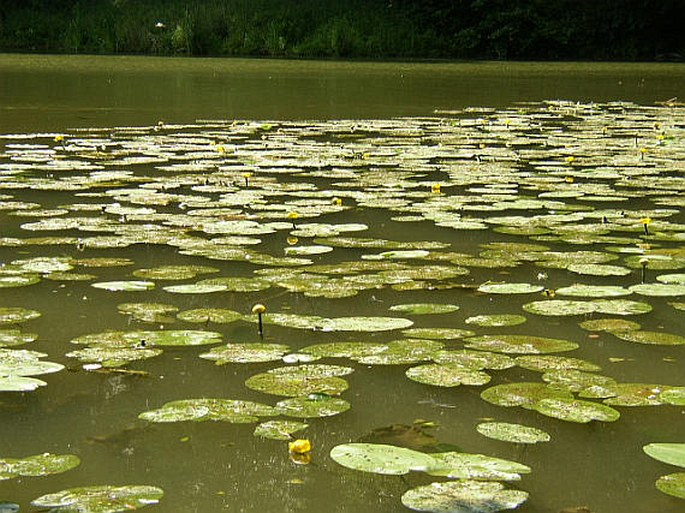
1, 100, 684, 512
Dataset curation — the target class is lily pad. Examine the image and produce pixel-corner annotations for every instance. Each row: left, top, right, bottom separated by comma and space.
401, 480, 528, 513
329, 443, 437, 475
643, 444, 685, 468
66, 346, 163, 368
656, 473, 685, 499
522, 300, 598, 316
476, 422, 550, 444
465, 334, 578, 354
0, 329, 37, 347
354, 339, 444, 365
531, 398, 620, 423
612, 330, 685, 346
300, 342, 388, 359
426, 451, 531, 481
139, 398, 277, 423
402, 328, 476, 340
592, 299, 653, 315
567, 264, 632, 276
71, 330, 222, 347
254, 420, 309, 441
91, 281, 155, 292
117, 303, 179, 323
580, 383, 676, 406
578, 319, 641, 332
162, 283, 227, 294
432, 350, 515, 371
481, 382, 573, 408
465, 315, 527, 327
31, 485, 164, 513
176, 309, 243, 324
276, 395, 350, 418
132, 265, 218, 280
0, 453, 81, 481
515, 355, 601, 373
406, 363, 491, 387
245, 364, 353, 397
662, 388, 685, 406
478, 282, 544, 294
555, 284, 632, 297
389, 303, 460, 315
0, 307, 41, 324
628, 283, 685, 297
200, 343, 290, 364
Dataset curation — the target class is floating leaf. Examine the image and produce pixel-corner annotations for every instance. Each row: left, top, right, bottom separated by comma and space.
132, 265, 218, 280
0, 329, 37, 348
117, 303, 179, 323
402, 328, 475, 340
139, 398, 277, 423
531, 398, 620, 423
91, 281, 155, 292
465, 315, 527, 327
200, 343, 290, 364
478, 282, 544, 294
66, 346, 162, 368
354, 339, 444, 365
389, 303, 460, 315
329, 443, 437, 475
580, 383, 676, 406
406, 363, 491, 387
476, 422, 550, 444
427, 452, 532, 480
31, 485, 164, 513
300, 342, 388, 359
515, 355, 601, 373
0, 307, 41, 324
592, 299, 652, 315
662, 388, 685, 406
644, 444, 685, 468
629, 283, 685, 297
176, 309, 243, 324
522, 300, 597, 316
578, 319, 641, 332
0, 275, 41, 288
0, 453, 80, 481
567, 264, 632, 276
71, 330, 222, 347
401, 480, 528, 513
656, 473, 685, 500
254, 420, 308, 441
612, 330, 685, 346
432, 350, 515, 371
481, 382, 573, 408
276, 395, 350, 418
245, 364, 353, 397
162, 283, 226, 294
555, 284, 631, 297
542, 369, 616, 392
465, 334, 578, 354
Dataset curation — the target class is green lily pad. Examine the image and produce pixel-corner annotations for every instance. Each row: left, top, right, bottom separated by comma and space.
71, 330, 222, 347
66, 346, 163, 368
542, 369, 617, 392
139, 398, 277, 423
0, 275, 41, 288
406, 363, 491, 387
515, 355, 601, 373
389, 303, 460, 315
478, 282, 544, 294
91, 281, 155, 292
426, 451, 531, 481
555, 284, 632, 297
662, 388, 685, 406
612, 330, 685, 346
0, 375, 47, 391
578, 319, 641, 332
657, 273, 685, 285
432, 350, 515, 371
197, 277, 271, 292
643, 444, 685, 468
245, 364, 353, 397
254, 420, 309, 441
481, 382, 573, 408
656, 473, 685, 499
117, 303, 179, 323
132, 265, 218, 280
276, 395, 350, 418
476, 422, 550, 444
522, 300, 598, 316
0, 348, 64, 377
266, 313, 413, 332
0, 329, 37, 347
465, 334, 578, 354
401, 480, 528, 513
31, 484, 164, 513
592, 299, 653, 315
0, 453, 80, 481
300, 342, 388, 359
0, 307, 41, 324
176, 309, 243, 324
567, 264, 632, 276
580, 383, 676, 406
200, 343, 290, 364
329, 443, 437, 475
628, 283, 685, 297
531, 398, 620, 423
465, 315, 527, 327
162, 283, 227, 294
402, 328, 476, 340
354, 339, 444, 365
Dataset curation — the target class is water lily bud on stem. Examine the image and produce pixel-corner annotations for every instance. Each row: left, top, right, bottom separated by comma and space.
252, 303, 266, 337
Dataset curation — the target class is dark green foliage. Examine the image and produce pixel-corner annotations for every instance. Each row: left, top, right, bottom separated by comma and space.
0, 0, 682, 60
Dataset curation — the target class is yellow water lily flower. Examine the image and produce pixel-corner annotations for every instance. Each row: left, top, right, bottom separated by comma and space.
288, 438, 311, 454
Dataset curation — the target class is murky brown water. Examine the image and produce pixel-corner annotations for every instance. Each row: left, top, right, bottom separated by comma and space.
0, 55, 684, 513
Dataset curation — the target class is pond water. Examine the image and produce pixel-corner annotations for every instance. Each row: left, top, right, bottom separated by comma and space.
0, 54, 684, 513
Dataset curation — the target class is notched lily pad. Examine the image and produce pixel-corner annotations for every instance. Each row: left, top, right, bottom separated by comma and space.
612, 330, 685, 346
465, 314, 527, 327
200, 343, 290, 364
531, 398, 620, 423
465, 334, 578, 354
389, 303, 460, 315
401, 480, 528, 513
71, 330, 222, 347
139, 398, 277, 423
406, 363, 491, 387
66, 346, 163, 368
245, 364, 353, 397
476, 422, 550, 444
0, 453, 80, 481
276, 395, 350, 418
31, 484, 164, 513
